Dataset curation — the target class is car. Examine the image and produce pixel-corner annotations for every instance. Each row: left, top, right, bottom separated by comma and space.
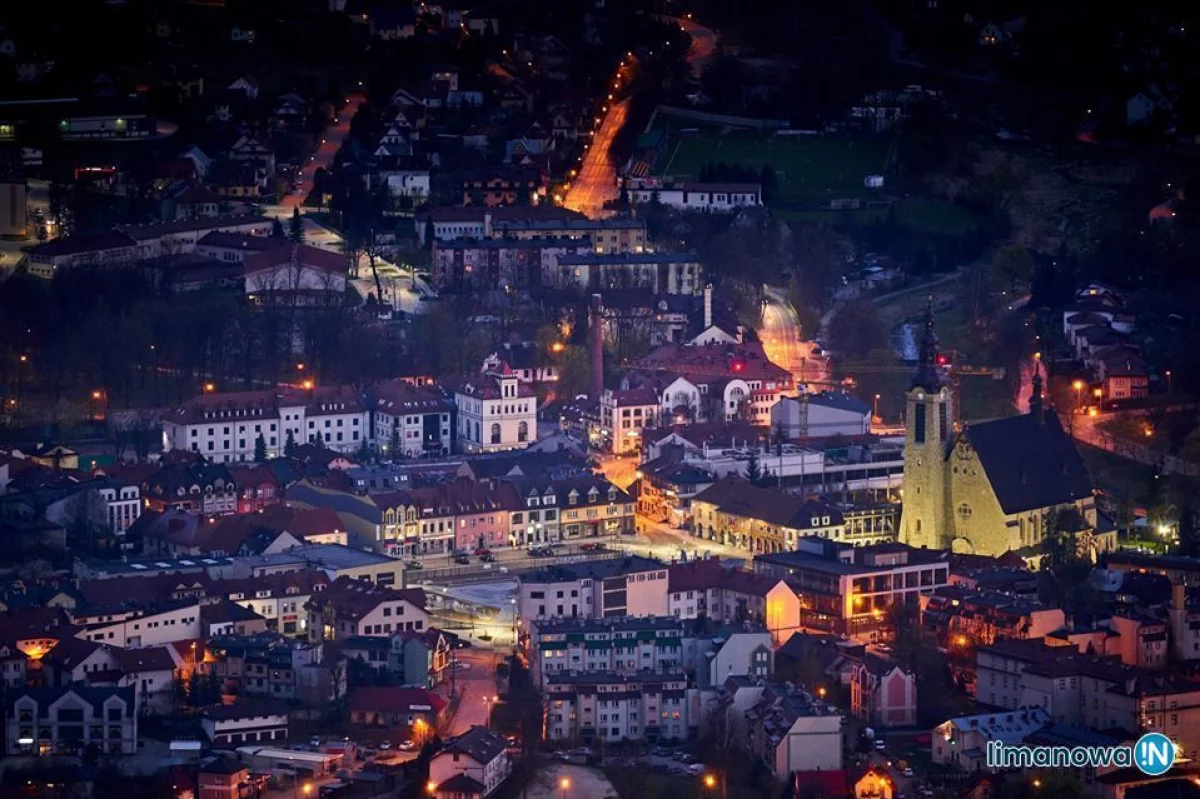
453, 553, 471, 565
579, 542, 606, 551
875, 739, 887, 750
903, 768, 914, 778
480, 552, 496, 562
398, 740, 416, 751
553, 752, 570, 762
474, 547, 492, 556
379, 741, 392, 750
404, 561, 424, 570
310, 736, 322, 748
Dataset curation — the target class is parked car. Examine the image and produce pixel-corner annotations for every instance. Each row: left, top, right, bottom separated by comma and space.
903, 768, 914, 778
474, 547, 492, 556
405, 561, 424, 570
379, 741, 392, 751
579, 542, 606, 551
480, 552, 496, 562
398, 740, 416, 751
453, 554, 471, 565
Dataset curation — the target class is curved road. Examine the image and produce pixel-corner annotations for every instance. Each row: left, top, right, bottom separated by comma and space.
761, 286, 830, 387
674, 17, 718, 79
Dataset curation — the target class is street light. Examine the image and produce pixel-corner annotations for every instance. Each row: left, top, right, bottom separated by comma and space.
559, 777, 571, 799
426, 780, 437, 796
703, 774, 718, 790
873, 393, 880, 420
203, 382, 216, 394
1166, 370, 1173, 393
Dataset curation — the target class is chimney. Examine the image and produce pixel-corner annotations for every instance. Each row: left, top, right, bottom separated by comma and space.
589, 294, 604, 401
704, 284, 713, 329
1172, 582, 1185, 611
1029, 367, 1045, 424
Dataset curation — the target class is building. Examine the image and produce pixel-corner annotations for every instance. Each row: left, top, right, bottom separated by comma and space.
348, 685, 445, 734
197, 756, 253, 799
162, 386, 368, 462
374, 480, 517, 556
392, 628, 452, 687
600, 388, 660, 455
921, 586, 1066, 648
429, 726, 512, 799
492, 217, 647, 254
432, 236, 590, 291
543, 670, 693, 743
462, 167, 542, 206
75, 601, 202, 648
634, 457, 715, 527
932, 708, 1051, 772
94, 477, 141, 536
516, 556, 668, 622
691, 478, 848, 553
370, 380, 454, 458
771, 393, 872, 439
195, 230, 283, 263
114, 215, 273, 260
627, 180, 761, 212
0, 148, 27, 239
745, 682, 844, 781
900, 306, 1111, 559
415, 206, 586, 247
243, 242, 349, 306
754, 539, 951, 641
850, 654, 917, 728
201, 700, 289, 745
665, 557, 796, 634
552, 251, 703, 295
305, 576, 428, 643
528, 616, 687, 688
25, 232, 139, 278
6, 685, 137, 756
454, 366, 538, 454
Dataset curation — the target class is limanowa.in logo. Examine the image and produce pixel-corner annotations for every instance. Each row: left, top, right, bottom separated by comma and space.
986, 732, 1177, 777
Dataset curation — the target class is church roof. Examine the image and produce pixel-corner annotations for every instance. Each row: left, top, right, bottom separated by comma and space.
962, 412, 1092, 515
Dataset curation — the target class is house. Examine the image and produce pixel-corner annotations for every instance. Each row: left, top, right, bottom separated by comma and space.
429, 726, 512, 799
483, 346, 560, 386
745, 682, 843, 781
201, 700, 289, 745
516, 556, 668, 622
243, 243, 349, 306
454, 366, 537, 454
370, 379, 454, 458
601, 388, 660, 455
196, 231, 284, 264
461, 167, 542, 206
348, 686, 445, 734
392, 628, 451, 687
201, 601, 269, 638
850, 654, 917, 727
74, 601, 203, 648
197, 756, 252, 799
933, 708, 1051, 771
626, 179, 761, 212
543, 670, 693, 743
305, 576, 428, 643
25, 232, 139, 278
6, 685, 137, 755
553, 251, 702, 295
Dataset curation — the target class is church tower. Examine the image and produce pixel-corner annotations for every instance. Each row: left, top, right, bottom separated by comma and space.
900, 299, 954, 550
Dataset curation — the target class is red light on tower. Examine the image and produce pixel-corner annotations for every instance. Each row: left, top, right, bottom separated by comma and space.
935, 354, 949, 366
732, 361, 744, 373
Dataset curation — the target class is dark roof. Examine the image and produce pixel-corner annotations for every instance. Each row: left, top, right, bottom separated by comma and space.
960, 412, 1093, 514
348, 686, 446, 714
28, 231, 136, 257
806, 392, 870, 415
9, 685, 134, 716
115, 214, 270, 241
436, 775, 487, 793
692, 478, 844, 530
441, 725, 508, 765
201, 600, 265, 624
202, 699, 289, 720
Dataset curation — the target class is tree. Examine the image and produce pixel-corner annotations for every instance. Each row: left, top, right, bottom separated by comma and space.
745, 451, 764, 485
289, 207, 305, 244
284, 429, 298, 457
992, 242, 1035, 291
1178, 491, 1199, 557
254, 433, 267, 462
827, 298, 886, 359
271, 217, 285, 238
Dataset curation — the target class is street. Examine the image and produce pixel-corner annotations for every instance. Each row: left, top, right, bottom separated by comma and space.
563, 98, 627, 218
440, 646, 503, 737
673, 17, 718, 79
283, 93, 366, 210
761, 286, 831, 388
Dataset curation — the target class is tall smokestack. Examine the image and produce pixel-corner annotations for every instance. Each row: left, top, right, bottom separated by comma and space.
590, 294, 604, 400
704, 284, 713, 329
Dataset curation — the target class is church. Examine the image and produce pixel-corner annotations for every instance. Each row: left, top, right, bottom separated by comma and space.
898, 304, 1117, 562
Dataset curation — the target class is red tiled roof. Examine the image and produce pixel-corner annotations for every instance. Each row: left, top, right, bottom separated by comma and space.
243, 243, 350, 276
306, 576, 426, 619
348, 686, 446, 715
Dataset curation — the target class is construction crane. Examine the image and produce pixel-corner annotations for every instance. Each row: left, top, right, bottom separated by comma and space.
836, 349, 1006, 427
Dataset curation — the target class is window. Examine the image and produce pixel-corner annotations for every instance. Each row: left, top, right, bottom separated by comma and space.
957, 504, 972, 520
490, 423, 501, 444
913, 403, 926, 443
518, 421, 529, 442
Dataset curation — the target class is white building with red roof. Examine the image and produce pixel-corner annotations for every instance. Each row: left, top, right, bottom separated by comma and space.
453, 366, 537, 454
599, 387, 660, 455
243, 243, 349, 306
162, 385, 368, 462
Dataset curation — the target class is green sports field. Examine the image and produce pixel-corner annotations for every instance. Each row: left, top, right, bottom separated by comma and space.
653, 134, 890, 201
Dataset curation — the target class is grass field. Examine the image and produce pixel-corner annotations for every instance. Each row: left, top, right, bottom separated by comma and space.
653, 134, 889, 201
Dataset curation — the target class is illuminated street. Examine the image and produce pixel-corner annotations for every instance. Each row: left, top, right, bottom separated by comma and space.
761, 285, 831, 387
563, 98, 628, 218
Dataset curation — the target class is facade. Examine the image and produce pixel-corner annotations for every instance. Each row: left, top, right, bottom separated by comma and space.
746, 683, 844, 781
600, 388, 660, 455
491, 217, 647, 254
6, 685, 137, 756
348, 685, 445, 732
754, 540, 951, 641
932, 708, 1051, 772
691, 478, 848, 553
771, 393, 872, 439
921, 586, 1066, 648
454, 367, 538, 454
429, 726, 512, 799
516, 556, 668, 622
432, 236, 590, 291
26, 232, 140, 278
627, 180, 762, 212
900, 308, 1108, 558
162, 386, 368, 462
201, 701, 289, 745
76, 602, 202, 648
544, 670, 694, 743
528, 616, 687, 688
114, 214, 273, 260
305, 576, 428, 644
94, 479, 141, 535
554, 251, 702, 295
850, 655, 917, 728
370, 379, 454, 458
